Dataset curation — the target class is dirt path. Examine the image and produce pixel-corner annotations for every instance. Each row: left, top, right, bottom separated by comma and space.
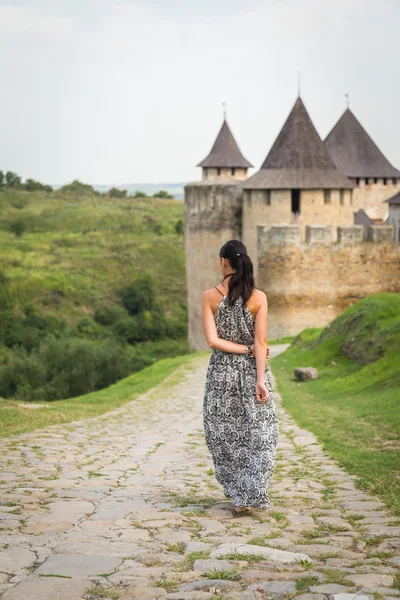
0, 346, 399, 600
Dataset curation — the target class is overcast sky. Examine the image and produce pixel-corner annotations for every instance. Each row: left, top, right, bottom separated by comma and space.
1, 0, 399, 185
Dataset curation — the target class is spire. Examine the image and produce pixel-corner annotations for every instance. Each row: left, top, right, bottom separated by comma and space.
244, 97, 354, 189
324, 108, 400, 179
197, 119, 253, 169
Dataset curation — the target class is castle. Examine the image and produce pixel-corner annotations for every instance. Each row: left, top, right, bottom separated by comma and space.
184, 96, 400, 349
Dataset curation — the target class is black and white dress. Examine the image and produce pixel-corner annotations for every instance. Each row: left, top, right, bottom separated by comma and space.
203, 289, 279, 509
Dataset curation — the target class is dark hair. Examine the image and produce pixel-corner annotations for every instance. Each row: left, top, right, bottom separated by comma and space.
219, 239, 255, 307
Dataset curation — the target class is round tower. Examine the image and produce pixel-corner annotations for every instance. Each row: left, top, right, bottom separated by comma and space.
197, 118, 253, 182
185, 116, 252, 350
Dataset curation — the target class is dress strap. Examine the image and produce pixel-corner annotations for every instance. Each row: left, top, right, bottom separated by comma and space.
214, 286, 224, 297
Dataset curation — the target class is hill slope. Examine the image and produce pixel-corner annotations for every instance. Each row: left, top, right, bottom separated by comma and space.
270, 293, 400, 515
0, 190, 186, 322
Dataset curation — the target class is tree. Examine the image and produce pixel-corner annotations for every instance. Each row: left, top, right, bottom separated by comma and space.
5, 171, 21, 188
59, 180, 96, 195
175, 219, 184, 235
24, 179, 53, 192
134, 190, 146, 198
108, 187, 128, 198
0, 270, 15, 311
9, 219, 27, 237
120, 275, 156, 315
0, 171, 4, 187
153, 189, 173, 199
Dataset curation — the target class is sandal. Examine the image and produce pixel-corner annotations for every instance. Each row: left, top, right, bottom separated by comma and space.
232, 505, 251, 513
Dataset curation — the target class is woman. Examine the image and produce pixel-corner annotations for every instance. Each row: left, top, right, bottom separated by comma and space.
202, 239, 279, 514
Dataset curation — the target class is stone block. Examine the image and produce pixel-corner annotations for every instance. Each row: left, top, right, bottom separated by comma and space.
337, 225, 364, 244
305, 225, 332, 244
367, 225, 395, 242
268, 225, 301, 245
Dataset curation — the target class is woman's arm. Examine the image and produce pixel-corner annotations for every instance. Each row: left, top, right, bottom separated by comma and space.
202, 292, 249, 354
254, 292, 269, 402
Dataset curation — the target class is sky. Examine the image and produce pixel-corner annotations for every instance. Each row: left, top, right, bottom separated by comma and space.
0, 0, 399, 185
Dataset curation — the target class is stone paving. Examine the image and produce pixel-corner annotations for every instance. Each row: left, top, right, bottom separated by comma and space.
0, 344, 399, 600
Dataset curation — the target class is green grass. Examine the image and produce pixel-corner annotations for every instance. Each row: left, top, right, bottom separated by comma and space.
0, 352, 205, 438
270, 293, 400, 516
0, 189, 185, 322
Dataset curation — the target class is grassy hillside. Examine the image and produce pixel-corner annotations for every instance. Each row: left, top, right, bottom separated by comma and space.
270, 293, 400, 516
0, 189, 185, 321
0, 189, 189, 401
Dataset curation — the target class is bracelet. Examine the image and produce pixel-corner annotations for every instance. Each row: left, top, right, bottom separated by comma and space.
246, 345, 252, 356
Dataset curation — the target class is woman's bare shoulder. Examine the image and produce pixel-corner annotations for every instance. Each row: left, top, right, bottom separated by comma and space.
202, 286, 222, 300
252, 288, 267, 305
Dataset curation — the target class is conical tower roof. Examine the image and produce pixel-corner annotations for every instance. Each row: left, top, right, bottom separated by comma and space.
324, 108, 400, 179
197, 119, 253, 169
244, 97, 354, 189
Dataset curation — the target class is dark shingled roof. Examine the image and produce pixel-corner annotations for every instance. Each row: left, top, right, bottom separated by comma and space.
324, 108, 400, 179
243, 97, 354, 190
354, 208, 374, 226
197, 119, 253, 169
384, 192, 400, 205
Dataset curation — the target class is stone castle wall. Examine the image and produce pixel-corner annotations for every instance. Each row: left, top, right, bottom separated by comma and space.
352, 178, 399, 220
242, 188, 354, 277
257, 224, 400, 339
184, 182, 242, 350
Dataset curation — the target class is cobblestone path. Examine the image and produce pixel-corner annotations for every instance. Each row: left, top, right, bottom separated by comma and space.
0, 345, 399, 600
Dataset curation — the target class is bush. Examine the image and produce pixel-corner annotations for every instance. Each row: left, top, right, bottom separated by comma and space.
120, 275, 157, 315
58, 180, 97, 195
24, 179, 53, 192
0, 336, 133, 401
8, 219, 27, 237
75, 317, 102, 337
94, 305, 128, 326
134, 190, 146, 198
108, 187, 127, 198
0, 271, 15, 311
153, 190, 173, 199
175, 219, 184, 235
114, 317, 141, 343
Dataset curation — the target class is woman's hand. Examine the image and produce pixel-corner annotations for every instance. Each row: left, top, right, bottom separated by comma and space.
256, 380, 269, 404
251, 344, 270, 360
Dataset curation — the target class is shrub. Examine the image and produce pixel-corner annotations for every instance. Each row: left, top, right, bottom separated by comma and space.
153, 190, 173, 199
165, 316, 187, 339
0, 271, 15, 311
8, 219, 27, 237
0, 336, 133, 401
24, 179, 53, 192
58, 180, 96, 195
94, 305, 128, 326
120, 275, 157, 315
76, 317, 102, 337
108, 187, 127, 198
134, 190, 146, 198
114, 317, 141, 343
175, 219, 184, 235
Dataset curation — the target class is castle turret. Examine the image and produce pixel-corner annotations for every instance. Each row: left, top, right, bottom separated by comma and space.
197, 119, 253, 182
324, 108, 400, 220
241, 97, 355, 267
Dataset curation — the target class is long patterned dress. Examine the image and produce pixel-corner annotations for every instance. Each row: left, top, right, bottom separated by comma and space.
203, 290, 279, 509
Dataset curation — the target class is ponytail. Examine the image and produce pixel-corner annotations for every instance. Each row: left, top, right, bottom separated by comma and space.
219, 240, 255, 307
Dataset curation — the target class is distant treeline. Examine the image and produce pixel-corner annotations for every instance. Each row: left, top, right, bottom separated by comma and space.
0, 171, 174, 199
